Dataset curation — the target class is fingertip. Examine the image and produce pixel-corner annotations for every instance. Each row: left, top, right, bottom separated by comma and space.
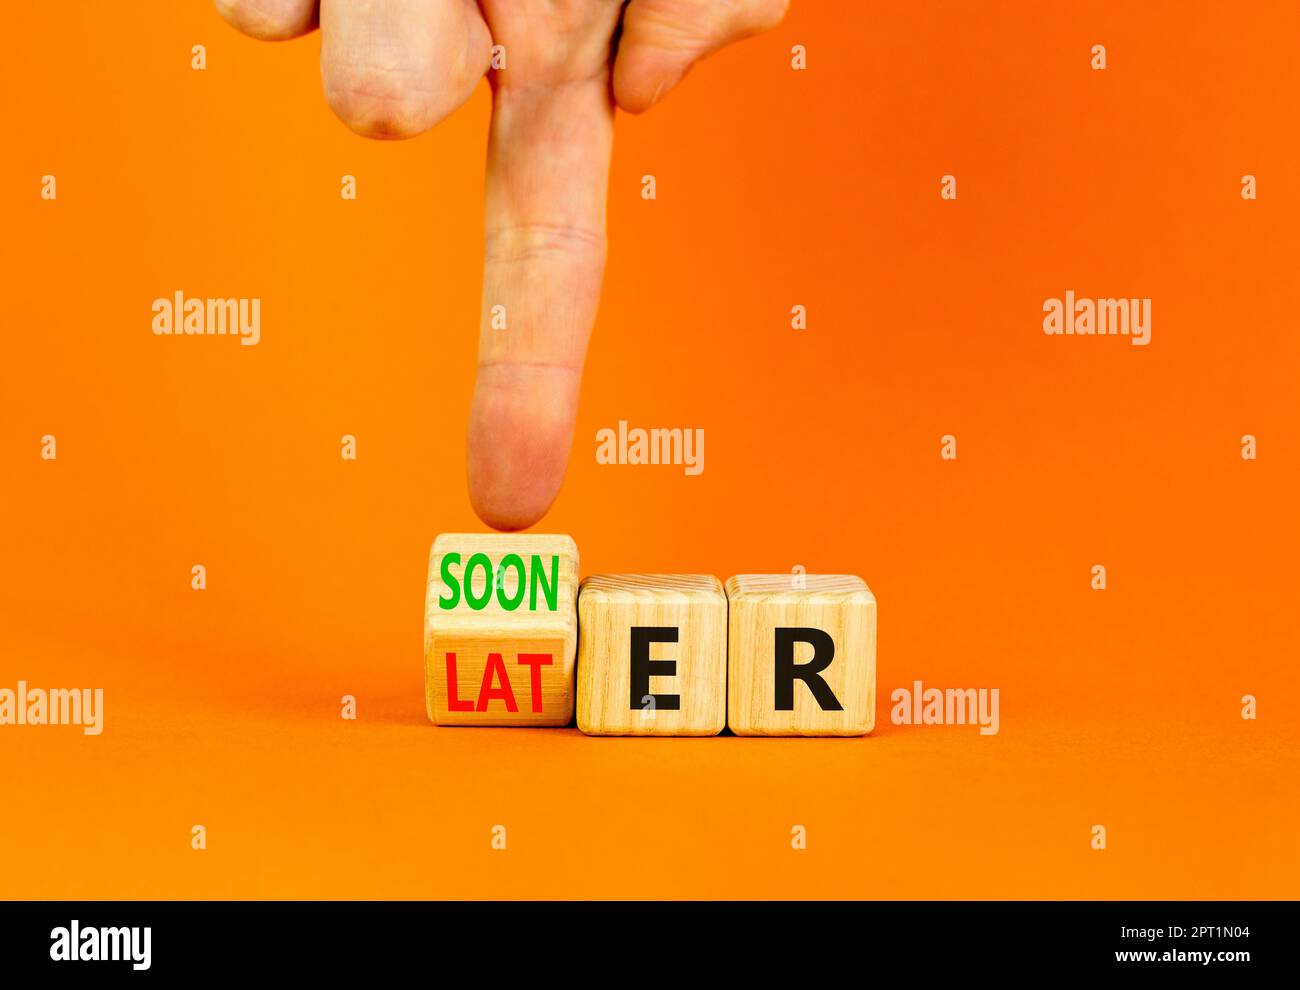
318, 0, 490, 140
613, 56, 687, 114
320, 53, 484, 141
215, 0, 318, 41
466, 364, 581, 532
613, 0, 790, 113
469, 489, 551, 533
468, 442, 559, 530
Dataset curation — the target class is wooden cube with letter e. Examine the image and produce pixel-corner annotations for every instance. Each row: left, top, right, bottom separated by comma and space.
576, 574, 727, 736
725, 574, 876, 736
424, 533, 578, 726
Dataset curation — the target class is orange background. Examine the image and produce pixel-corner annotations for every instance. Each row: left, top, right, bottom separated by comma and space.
2, 1, 1297, 898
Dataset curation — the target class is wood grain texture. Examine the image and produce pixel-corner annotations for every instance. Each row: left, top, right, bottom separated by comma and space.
725, 574, 876, 737
576, 574, 727, 736
424, 533, 578, 726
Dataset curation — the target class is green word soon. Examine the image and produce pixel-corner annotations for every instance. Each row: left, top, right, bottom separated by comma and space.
438, 553, 560, 612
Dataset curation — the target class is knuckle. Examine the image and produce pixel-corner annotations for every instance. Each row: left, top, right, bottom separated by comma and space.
484, 223, 608, 266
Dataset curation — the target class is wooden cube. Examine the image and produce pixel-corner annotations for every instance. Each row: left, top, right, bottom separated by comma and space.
576, 575, 727, 736
424, 533, 577, 726
725, 574, 876, 736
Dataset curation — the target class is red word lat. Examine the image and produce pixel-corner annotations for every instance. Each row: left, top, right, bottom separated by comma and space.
445, 652, 554, 713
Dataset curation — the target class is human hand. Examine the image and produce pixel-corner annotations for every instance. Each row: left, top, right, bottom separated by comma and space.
215, 0, 787, 528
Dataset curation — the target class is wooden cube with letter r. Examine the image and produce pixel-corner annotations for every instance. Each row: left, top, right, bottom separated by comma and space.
725, 574, 876, 736
576, 574, 727, 736
424, 533, 578, 726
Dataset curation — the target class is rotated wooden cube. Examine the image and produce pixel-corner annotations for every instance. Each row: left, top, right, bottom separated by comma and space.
424, 533, 577, 726
576, 574, 727, 736
725, 574, 876, 736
